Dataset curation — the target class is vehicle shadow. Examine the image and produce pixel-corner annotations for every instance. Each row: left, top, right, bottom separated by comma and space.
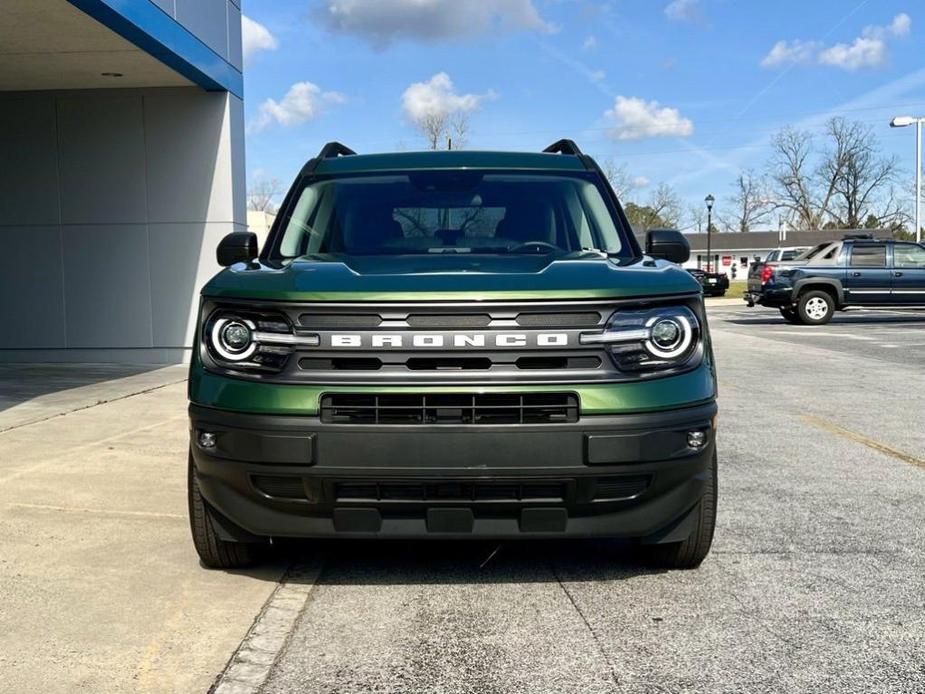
268, 538, 667, 586
0, 363, 171, 414
725, 313, 925, 327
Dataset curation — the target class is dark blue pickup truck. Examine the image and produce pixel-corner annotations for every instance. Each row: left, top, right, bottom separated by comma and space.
745, 236, 925, 324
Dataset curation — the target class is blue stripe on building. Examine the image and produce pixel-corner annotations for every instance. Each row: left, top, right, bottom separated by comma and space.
67, 0, 244, 98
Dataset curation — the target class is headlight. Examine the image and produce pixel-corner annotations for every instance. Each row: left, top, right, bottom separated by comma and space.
211, 317, 257, 361
204, 310, 319, 372
580, 306, 701, 374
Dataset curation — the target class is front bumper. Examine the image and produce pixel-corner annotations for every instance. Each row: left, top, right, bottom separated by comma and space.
189, 401, 717, 541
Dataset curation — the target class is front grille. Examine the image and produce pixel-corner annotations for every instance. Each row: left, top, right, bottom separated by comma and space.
406, 314, 492, 328
299, 313, 382, 328
335, 480, 566, 502
515, 356, 601, 370
214, 299, 665, 385
299, 356, 600, 373
320, 393, 579, 425
300, 357, 383, 371
298, 310, 602, 330
515, 311, 601, 327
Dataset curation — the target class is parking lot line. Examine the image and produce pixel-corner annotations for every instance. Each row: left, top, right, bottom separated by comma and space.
774, 331, 874, 340
801, 415, 925, 470
6, 502, 186, 520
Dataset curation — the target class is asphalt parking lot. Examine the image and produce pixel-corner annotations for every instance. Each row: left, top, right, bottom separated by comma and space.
247, 304, 925, 694
1, 304, 924, 693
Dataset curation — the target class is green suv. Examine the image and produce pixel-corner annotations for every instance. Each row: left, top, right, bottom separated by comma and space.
188, 140, 718, 569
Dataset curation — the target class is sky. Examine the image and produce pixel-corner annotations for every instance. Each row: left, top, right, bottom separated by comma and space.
240, 0, 924, 229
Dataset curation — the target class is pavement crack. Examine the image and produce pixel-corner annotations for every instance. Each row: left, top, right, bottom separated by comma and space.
549, 560, 621, 689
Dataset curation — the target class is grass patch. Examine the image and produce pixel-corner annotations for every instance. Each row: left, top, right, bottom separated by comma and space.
727, 280, 747, 296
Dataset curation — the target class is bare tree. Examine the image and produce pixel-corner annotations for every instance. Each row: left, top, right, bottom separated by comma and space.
417, 112, 448, 150
448, 111, 469, 150
767, 127, 832, 229
766, 118, 902, 231
866, 181, 914, 232
415, 110, 471, 150
687, 204, 706, 232
825, 118, 900, 229
727, 170, 772, 232
648, 183, 683, 228
599, 158, 634, 200
247, 177, 283, 213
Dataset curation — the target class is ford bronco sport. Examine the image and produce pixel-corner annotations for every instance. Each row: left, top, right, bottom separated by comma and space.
188, 140, 718, 570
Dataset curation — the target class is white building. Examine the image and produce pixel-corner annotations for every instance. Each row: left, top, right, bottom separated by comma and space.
674, 230, 894, 279
0, 0, 245, 363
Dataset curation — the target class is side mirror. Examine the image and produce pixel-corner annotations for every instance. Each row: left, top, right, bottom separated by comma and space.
217, 232, 258, 267
645, 229, 690, 264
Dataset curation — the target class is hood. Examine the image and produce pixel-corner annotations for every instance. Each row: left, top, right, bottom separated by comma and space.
202, 254, 701, 302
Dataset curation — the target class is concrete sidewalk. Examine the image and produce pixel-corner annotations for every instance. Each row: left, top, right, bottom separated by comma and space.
0, 367, 285, 693
0, 363, 187, 431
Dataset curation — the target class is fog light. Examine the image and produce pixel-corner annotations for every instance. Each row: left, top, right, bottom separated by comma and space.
199, 432, 217, 448
687, 431, 706, 449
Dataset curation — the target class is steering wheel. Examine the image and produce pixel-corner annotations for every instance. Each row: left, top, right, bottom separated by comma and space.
508, 241, 561, 254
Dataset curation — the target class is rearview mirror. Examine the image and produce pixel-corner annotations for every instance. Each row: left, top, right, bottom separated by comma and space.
645, 229, 690, 264
217, 232, 258, 267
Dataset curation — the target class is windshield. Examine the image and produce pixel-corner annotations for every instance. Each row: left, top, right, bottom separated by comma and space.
269, 171, 630, 260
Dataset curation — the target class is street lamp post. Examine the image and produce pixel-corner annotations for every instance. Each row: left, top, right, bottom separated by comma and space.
890, 116, 923, 243
705, 194, 715, 271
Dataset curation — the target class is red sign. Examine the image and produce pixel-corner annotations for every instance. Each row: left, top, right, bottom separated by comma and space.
722, 256, 732, 267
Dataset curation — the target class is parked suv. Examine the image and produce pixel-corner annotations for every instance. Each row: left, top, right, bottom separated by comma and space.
745, 235, 925, 324
188, 141, 718, 570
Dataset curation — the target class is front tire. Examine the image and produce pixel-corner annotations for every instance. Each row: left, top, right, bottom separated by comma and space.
642, 450, 717, 569
188, 452, 262, 569
797, 290, 834, 325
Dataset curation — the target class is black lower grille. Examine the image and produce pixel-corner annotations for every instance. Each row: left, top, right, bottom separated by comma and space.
593, 476, 650, 501
320, 393, 579, 425
335, 480, 566, 502
253, 475, 305, 499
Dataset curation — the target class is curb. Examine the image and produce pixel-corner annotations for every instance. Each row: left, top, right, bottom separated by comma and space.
211, 561, 323, 694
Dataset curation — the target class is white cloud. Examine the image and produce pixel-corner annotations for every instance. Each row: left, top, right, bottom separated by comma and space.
401, 72, 493, 124
762, 14, 911, 71
888, 13, 912, 37
760, 39, 819, 68
664, 0, 700, 23
582, 35, 598, 51
589, 69, 606, 83
242, 16, 278, 64
250, 82, 345, 133
818, 37, 887, 70
632, 176, 650, 189
315, 0, 554, 48
604, 96, 693, 141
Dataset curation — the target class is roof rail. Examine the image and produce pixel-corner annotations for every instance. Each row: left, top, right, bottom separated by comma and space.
542, 139, 583, 156
318, 141, 357, 159
300, 142, 357, 177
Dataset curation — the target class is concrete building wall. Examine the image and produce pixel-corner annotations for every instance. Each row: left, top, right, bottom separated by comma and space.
0, 87, 246, 362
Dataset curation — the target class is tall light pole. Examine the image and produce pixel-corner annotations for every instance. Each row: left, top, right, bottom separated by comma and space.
705, 194, 715, 271
891, 116, 923, 243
